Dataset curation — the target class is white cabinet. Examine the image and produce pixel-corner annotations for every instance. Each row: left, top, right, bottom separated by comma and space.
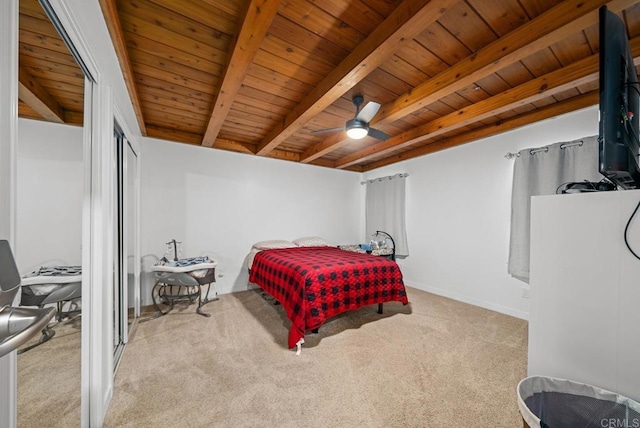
529, 190, 640, 401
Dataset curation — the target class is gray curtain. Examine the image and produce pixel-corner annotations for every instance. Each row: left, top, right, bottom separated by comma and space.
365, 173, 409, 257
508, 135, 601, 282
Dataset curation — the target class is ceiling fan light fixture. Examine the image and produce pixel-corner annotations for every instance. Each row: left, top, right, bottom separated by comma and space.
346, 127, 368, 139
313, 97, 385, 140
345, 119, 368, 139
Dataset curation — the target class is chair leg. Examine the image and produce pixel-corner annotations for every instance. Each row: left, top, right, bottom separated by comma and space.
202, 282, 219, 304
17, 326, 55, 354
195, 284, 211, 318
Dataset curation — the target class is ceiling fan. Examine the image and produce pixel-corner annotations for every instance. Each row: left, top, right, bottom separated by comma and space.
312, 95, 390, 140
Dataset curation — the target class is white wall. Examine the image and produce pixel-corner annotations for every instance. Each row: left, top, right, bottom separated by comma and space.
363, 106, 599, 319
529, 190, 640, 401
140, 138, 364, 302
16, 119, 83, 273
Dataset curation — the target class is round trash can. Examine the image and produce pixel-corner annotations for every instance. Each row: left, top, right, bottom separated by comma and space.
517, 376, 640, 428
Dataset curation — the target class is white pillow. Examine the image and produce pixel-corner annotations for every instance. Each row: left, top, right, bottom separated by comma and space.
252, 239, 297, 250
292, 236, 329, 247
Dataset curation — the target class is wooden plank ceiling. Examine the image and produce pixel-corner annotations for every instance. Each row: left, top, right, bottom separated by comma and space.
18, 0, 84, 126
22, 0, 640, 171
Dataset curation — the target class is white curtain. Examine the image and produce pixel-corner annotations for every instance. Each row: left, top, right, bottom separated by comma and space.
365, 173, 409, 257
508, 135, 602, 282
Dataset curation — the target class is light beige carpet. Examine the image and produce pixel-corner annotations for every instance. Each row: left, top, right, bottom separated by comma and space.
17, 316, 81, 428
104, 286, 528, 427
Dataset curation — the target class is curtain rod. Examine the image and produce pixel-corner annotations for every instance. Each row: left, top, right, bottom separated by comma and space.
361, 172, 409, 185
504, 140, 584, 160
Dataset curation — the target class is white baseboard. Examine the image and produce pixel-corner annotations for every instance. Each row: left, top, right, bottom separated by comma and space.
405, 280, 529, 321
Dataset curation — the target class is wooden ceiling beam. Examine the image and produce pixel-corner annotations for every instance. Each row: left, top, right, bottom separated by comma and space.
335, 36, 640, 169
146, 125, 203, 145
99, 0, 147, 135
146, 125, 261, 154
302, 0, 635, 162
63, 110, 84, 126
363, 91, 599, 171
266, 149, 300, 163
202, 0, 281, 148
255, 0, 461, 156
18, 65, 64, 123
214, 138, 256, 154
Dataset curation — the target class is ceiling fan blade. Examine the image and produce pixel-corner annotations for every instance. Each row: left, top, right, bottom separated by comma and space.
356, 101, 381, 123
368, 127, 390, 140
311, 126, 344, 135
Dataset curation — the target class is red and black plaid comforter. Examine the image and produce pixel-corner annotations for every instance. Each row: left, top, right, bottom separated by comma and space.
249, 246, 408, 348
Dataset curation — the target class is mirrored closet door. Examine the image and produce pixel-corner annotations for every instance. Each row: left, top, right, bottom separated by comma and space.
16, 0, 86, 426
113, 124, 139, 368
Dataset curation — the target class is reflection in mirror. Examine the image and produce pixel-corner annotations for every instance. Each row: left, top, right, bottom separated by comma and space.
16, 114, 83, 428
114, 127, 139, 367
126, 141, 139, 333
0, 240, 57, 359
16, 0, 84, 426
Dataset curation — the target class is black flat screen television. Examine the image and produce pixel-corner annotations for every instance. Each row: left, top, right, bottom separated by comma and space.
599, 6, 640, 189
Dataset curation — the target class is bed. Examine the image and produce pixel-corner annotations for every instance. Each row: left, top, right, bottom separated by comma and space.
248, 243, 408, 351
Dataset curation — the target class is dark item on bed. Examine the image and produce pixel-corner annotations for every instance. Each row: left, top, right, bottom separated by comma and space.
249, 246, 408, 349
